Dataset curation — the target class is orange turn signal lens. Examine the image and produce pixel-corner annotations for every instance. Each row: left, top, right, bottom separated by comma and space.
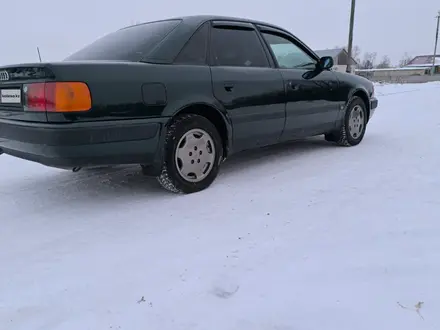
46, 82, 92, 112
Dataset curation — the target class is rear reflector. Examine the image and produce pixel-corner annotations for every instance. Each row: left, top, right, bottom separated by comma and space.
23, 82, 92, 112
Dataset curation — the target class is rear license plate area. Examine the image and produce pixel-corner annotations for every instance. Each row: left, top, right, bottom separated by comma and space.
0, 88, 21, 105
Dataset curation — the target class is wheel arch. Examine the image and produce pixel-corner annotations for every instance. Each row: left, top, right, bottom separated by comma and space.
348, 88, 370, 121
168, 102, 233, 159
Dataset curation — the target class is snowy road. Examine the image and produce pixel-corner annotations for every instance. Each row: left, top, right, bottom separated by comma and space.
1, 82, 440, 330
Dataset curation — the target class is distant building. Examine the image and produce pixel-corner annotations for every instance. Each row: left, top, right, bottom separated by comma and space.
355, 67, 427, 82
405, 55, 440, 73
314, 48, 358, 73
353, 54, 440, 83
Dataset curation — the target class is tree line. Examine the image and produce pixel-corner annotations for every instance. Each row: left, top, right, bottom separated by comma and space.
348, 45, 413, 70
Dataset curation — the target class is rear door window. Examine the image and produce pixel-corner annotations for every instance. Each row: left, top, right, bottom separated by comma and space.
209, 26, 269, 68
64, 19, 181, 62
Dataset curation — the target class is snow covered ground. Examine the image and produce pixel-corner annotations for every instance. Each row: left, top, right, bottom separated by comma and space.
1, 82, 440, 330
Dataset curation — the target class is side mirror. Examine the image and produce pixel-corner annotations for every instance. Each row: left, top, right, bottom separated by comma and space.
319, 56, 334, 70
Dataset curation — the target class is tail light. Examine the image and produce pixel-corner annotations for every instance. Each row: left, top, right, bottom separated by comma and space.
23, 82, 92, 112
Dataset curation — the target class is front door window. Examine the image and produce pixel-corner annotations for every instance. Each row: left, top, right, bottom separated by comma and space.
261, 32, 317, 70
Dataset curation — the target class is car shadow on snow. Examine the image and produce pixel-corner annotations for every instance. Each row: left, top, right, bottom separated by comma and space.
1, 136, 338, 211
220, 136, 335, 175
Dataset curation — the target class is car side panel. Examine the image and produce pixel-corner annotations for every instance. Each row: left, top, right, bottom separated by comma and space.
279, 68, 342, 140
210, 66, 285, 152
43, 62, 225, 123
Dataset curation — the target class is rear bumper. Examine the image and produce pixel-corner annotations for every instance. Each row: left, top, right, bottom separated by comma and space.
369, 96, 378, 119
0, 118, 169, 171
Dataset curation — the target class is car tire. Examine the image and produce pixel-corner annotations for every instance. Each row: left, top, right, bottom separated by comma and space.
325, 96, 367, 147
156, 114, 223, 194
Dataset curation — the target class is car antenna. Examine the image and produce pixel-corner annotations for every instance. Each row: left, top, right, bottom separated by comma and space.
36, 47, 42, 62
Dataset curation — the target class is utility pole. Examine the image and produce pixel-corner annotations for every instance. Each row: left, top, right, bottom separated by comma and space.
431, 11, 440, 76
346, 0, 356, 73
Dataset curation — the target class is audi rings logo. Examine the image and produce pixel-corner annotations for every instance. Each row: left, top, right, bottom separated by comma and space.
0, 71, 10, 81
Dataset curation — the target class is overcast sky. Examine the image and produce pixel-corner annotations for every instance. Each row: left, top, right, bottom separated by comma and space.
1, 0, 439, 66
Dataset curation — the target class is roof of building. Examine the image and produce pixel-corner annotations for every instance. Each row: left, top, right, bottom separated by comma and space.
314, 48, 345, 58
314, 48, 358, 64
406, 54, 440, 67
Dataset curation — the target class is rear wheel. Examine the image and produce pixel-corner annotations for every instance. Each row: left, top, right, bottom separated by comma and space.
157, 114, 223, 194
325, 96, 367, 146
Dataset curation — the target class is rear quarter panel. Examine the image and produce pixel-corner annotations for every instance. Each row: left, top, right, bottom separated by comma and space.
45, 62, 225, 124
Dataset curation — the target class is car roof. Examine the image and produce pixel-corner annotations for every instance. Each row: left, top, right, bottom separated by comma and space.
124, 15, 291, 34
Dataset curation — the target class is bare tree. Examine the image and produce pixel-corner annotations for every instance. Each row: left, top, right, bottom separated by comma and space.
376, 55, 392, 69
360, 52, 377, 69
399, 52, 412, 67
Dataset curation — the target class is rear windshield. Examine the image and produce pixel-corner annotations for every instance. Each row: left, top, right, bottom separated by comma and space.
64, 19, 181, 62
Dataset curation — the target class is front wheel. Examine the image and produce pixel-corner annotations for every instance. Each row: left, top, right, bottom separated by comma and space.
156, 114, 223, 194
325, 96, 367, 146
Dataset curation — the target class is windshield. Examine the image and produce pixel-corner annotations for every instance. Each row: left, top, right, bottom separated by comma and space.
64, 19, 181, 62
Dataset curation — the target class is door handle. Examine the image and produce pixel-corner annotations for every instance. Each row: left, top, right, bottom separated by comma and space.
287, 81, 300, 91
224, 84, 234, 92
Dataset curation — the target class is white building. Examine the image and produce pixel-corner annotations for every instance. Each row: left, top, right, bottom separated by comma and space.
404, 54, 440, 73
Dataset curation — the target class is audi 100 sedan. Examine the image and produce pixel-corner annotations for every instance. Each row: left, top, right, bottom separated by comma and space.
0, 15, 378, 194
